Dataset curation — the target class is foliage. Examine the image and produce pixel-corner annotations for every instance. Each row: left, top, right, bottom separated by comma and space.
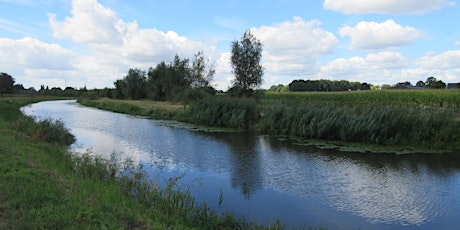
187, 96, 260, 129
288, 79, 370, 92
0, 72, 15, 96
268, 84, 289, 92
12, 117, 76, 146
231, 30, 263, 96
146, 53, 216, 101
425, 76, 447, 89
114, 68, 147, 99
190, 51, 215, 88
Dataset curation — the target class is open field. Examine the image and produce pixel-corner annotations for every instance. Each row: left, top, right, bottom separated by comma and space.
264, 89, 460, 109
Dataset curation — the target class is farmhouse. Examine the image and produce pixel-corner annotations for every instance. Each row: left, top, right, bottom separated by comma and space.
446, 83, 460, 89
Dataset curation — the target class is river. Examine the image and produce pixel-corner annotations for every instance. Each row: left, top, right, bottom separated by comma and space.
21, 100, 460, 229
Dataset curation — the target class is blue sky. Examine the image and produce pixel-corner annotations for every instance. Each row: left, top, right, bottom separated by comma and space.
1, 0, 459, 90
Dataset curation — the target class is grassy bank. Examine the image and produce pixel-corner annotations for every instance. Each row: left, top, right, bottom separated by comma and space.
0, 97, 292, 229
78, 90, 460, 153
78, 97, 186, 120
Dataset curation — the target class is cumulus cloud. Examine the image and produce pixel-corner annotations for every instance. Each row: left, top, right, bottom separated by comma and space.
320, 52, 410, 83
49, 0, 123, 44
320, 50, 460, 85
45, 0, 218, 88
339, 20, 422, 50
251, 16, 338, 86
0, 37, 76, 87
0, 37, 75, 70
324, 0, 454, 14
416, 50, 460, 69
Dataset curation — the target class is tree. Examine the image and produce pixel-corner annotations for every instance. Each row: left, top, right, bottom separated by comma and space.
124, 69, 147, 99
425, 76, 446, 89
190, 51, 215, 88
416, 80, 425, 87
230, 30, 263, 96
114, 69, 147, 99
0, 72, 15, 96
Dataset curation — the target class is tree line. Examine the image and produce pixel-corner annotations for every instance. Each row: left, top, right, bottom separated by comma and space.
113, 52, 216, 101
287, 79, 372, 92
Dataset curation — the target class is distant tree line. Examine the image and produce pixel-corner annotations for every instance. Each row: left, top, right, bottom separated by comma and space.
288, 79, 372, 92
267, 76, 458, 93
391, 77, 448, 89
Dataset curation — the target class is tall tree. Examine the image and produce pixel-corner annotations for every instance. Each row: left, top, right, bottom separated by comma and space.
114, 69, 147, 99
0, 72, 15, 96
191, 51, 215, 88
425, 76, 446, 89
125, 68, 147, 99
230, 30, 263, 96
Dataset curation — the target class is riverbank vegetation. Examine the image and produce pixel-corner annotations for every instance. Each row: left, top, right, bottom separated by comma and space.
79, 88, 460, 153
0, 97, 296, 229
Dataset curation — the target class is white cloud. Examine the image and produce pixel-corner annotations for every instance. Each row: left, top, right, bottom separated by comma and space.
455, 40, 460, 46
45, 0, 218, 88
320, 52, 410, 83
0, 37, 75, 70
339, 20, 422, 50
0, 37, 76, 88
320, 50, 460, 85
324, 0, 454, 14
49, 0, 123, 44
416, 50, 460, 70
251, 16, 338, 86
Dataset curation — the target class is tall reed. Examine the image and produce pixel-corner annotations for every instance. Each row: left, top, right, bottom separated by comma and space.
260, 103, 459, 150
187, 96, 260, 129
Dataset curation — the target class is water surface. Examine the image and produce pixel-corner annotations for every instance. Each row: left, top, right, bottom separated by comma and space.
21, 100, 460, 229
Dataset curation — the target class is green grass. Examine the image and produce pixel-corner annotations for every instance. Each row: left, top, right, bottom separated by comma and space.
261, 90, 460, 153
1, 96, 297, 229
264, 89, 460, 109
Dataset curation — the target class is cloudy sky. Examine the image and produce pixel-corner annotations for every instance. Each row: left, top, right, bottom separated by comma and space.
1, 0, 459, 90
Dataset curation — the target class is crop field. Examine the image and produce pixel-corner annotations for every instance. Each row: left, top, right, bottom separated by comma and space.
264, 89, 460, 109
260, 89, 460, 152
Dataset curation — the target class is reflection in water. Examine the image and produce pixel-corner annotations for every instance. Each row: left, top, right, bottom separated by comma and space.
22, 100, 460, 229
209, 133, 263, 198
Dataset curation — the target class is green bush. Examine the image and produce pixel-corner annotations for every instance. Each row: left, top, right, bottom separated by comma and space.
12, 116, 75, 146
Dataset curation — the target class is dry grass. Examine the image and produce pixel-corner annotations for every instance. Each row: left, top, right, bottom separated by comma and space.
98, 98, 184, 111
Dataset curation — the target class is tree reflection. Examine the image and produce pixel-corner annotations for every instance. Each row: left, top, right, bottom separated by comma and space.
202, 132, 263, 198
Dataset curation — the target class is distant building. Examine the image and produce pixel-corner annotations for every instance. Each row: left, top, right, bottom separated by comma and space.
446, 83, 460, 89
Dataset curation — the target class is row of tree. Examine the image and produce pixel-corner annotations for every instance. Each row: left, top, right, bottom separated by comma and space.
112, 30, 264, 101
392, 77, 448, 89
114, 52, 215, 101
288, 79, 372, 92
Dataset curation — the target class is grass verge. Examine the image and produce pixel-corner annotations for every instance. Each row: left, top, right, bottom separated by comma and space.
78, 97, 186, 121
